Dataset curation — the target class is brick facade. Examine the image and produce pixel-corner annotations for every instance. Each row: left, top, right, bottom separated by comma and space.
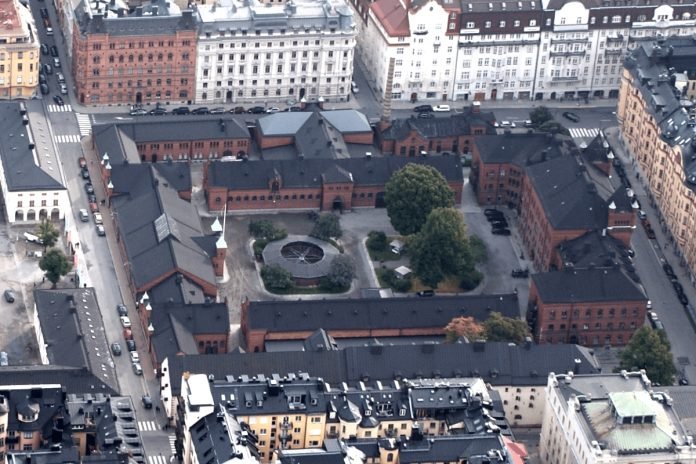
135, 136, 249, 163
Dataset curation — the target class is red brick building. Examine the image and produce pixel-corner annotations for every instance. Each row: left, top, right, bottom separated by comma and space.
72, 2, 197, 105
92, 116, 250, 163
203, 157, 463, 212
241, 294, 519, 352
378, 105, 496, 156
528, 268, 647, 346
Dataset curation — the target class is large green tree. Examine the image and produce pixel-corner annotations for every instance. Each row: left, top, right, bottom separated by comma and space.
321, 255, 355, 291
39, 249, 72, 288
483, 312, 530, 343
620, 326, 677, 386
310, 213, 342, 241
248, 219, 287, 241
409, 207, 470, 288
35, 219, 59, 251
385, 164, 454, 235
260, 264, 294, 292
529, 106, 553, 127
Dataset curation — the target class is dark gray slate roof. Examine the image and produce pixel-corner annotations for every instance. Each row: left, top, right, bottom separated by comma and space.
261, 235, 340, 280
380, 107, 496, 141
33, 288, 119, 393
474, 133, 567, 166
532, 268, 646, 303
147, 272, 206, 305
0, 103, 65, 191
606, 186, 636, 213
206, 156, 463, 190
0, 365, 118, 395
246, 294, 519, 332
92, 123, 140, 166
166, 341, 601, 395
525, 155, 608, 230
76, 0, 197, 36
109, 162, 191, 194
557, 230, 637, 273
582, 132, 611, 165
625, 38, 696, 190
0, 385, 65, 435
111, 165, 216, 292
150, 301, 229, 363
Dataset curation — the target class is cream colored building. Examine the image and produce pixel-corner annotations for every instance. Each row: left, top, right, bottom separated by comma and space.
618, 37, 696, 282
0, 0, 40, 99
540, 371, 696, 464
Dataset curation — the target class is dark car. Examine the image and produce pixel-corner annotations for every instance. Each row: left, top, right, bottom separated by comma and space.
53, 95, 64, 105
41, 43, 48, 55
491, 228, 511, 236
171, 106, 190, 115
663, 262, 675, 277
40, 83, 49, 95
192, 107, 210, 115
248, 106, 265, 114
562, 111, 580, 123
417, 290, 435, 297
678, 292, 689, 306
111, 342, 122, 356
289, 106, 303, 112
40, 7, 48, 18
511, 269, 529, 278
231, 106, 246, 114
672, 279, 684, 294
418, 112, 435, 119
81, 168, 90, 180
50, 45, 58, 57
490, 220, 509, 228
3, 289, 15, 303
87, 193, 97, 204
141, 395, 153, 409
484, 208, 503, 216
126, 339, 136, 352
39, 73, 46, 84
149, 107, 167, 116
84, 182, 94, 194
414, 105, 433, 113
43, 63, 52, 75
117, 303, 128, 316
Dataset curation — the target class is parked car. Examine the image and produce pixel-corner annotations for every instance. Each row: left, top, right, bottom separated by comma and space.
53, 95, 64, 105
484, 208, 503, 216
491, 228, 511, 236
149, 107, 167, 116
3, 289, 15, 303
171, 106, 190, 115
111, 342, 122, 356
40, 7, 48, 18
126, 339, 136, 352
39, 73, 46, 84
191, 107, 210, 115
231, 106, 246, 114
289, 106, 303, 112
59, 83, 68, 95
87, 193, 97, 204
638, 210, 647, 220
0, 352, 7, 366
417, 112, 435, 119
414, 105, 433, 113
81, 167, 90, 179
129, 108, 148, 116
209, 107, 225, 114
56, 72, 65, 83
96, 224, 105, 236
89, 202, 99, 213
120, 316, 131, 328
266, 107, 280, 113
432, 105, 451, 112
46, 26, 53, 35
79, 209, 89, 222
84, 182, 94, 194
53, 57, 61, 68
132, 362, 143, 375
117, 303, 128, 316
142, 395, 153, 409
78, 157, 87, 168
511, 269, 529, 278
490, 220, 509, 228
93, 212, 103, 224
129, 351, 140, 363
43, 63, 52, 75
248, 106, 265, 114
663, 262, 675, 277
40, 83, 49, 95
41, 44, 48, 55
351, 81, 359, 94
50, 45, 58, 57
562, 111, 581, 123
416, 290, 435, 297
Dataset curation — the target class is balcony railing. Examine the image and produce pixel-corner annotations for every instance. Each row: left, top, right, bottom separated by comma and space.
551, 75, 581, 82
549, 50, 586, 56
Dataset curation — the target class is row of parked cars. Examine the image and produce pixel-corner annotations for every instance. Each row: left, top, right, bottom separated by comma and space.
484, 208, 511, 236
111, 306, 144, 375
129, 104, 303, 116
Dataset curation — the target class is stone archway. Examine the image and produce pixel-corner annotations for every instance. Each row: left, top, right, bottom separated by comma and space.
26, 209, 36, 221
50, 208, 60, 221
14, 209, 23, 222
39, 209, 48, 220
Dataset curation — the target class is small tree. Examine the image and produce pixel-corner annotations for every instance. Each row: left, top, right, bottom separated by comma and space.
537, 120, 570, 136
249, 219, 287, 241
483, 312, 530, 343
529, 106, 553, 127
311, 213, 342, 241
445, 316, 484, 342
385, 164, 454, 235
619, 326, 676, 386
410, 208, 471, 288
366, 231, 388, 252
260, 264, 294, 292
320, 255, 354, 291
39, 249, 72, 288
36, 219, 59, 251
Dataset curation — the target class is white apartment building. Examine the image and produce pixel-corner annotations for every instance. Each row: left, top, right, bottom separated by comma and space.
194, 0, 357, 105
355, 0, 696, 103
540, 371, 696, 464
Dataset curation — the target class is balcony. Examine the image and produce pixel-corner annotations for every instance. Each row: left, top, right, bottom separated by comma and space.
604, 48, 623, 56
551, 75, 581, 82
549, 50, 586, 57
550, 38, 590, 44
606, 33, 624, 43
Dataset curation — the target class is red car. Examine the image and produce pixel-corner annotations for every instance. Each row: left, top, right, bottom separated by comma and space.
78, 157, 87, 168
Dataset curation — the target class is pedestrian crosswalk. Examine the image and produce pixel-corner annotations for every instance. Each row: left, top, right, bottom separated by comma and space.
54, 134, 81, 143
569, 127, 600, 140
138, 420, 158, 431
147, 455, 168, 464
168, 435, 176, 454
47, 104, 73, 113
75, 113, 92, 137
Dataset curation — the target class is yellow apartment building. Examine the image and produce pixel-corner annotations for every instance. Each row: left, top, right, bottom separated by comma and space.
0, 0, 40, 99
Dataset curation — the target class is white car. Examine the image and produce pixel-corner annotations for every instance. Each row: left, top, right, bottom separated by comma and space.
432, 105, 451, 112
120, 316, 131, 328
93, 212, 103, 225
60, 84, 68, 95
129, 351, 140, 363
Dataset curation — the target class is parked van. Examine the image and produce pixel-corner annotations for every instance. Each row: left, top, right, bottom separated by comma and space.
23, 232, 43, 244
